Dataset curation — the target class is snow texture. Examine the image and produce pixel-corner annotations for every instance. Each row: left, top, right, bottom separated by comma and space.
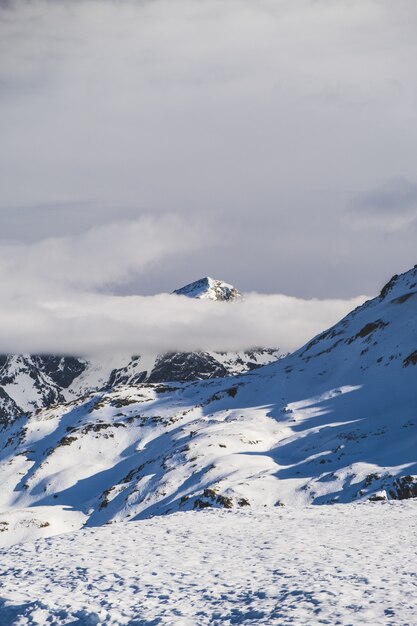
1, 505, 416, 625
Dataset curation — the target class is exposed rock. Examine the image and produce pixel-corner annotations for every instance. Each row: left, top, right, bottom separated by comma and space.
388, 476, 417, 500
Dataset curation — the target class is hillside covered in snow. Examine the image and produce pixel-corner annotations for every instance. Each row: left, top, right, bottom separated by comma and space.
1, 266, 417, 547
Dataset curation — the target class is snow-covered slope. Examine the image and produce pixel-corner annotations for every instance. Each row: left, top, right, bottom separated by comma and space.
0, 355, 65, 415
0, 278, 280, 419
2, 504, 416, 626
1, 266, 417, 546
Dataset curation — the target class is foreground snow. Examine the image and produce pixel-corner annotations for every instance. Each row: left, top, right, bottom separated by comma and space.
1, 504, 416, 625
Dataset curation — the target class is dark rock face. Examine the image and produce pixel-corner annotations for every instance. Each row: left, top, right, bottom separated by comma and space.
0, 388, 23, 427
0, 355, 65, 424
362, 474, 417, 501
33, 356, 87, 388
351, 320, 389, 341
147, 352, 228, 383
389, 476, 417, 500
107, 366, 147, 388
403, 351, 417, 367
379, 274, 399, 299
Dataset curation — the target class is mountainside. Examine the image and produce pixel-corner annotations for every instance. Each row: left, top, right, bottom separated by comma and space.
1, 266, 417, 546
0, 278, 280, 420
0, 355, 65, 415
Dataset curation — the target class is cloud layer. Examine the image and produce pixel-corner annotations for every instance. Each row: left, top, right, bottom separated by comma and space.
0, 216, 367, 355
1, 0, 417, 299
0, 214, 204, 294
348, 177, 417, 231
0, 288, 367, 356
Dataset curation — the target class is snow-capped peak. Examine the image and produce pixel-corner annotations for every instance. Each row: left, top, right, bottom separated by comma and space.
173, 276, 242, 301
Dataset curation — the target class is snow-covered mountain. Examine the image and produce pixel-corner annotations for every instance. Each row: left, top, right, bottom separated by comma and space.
1, 265, 417, 546
0, 278, 281, 420
173, 276, 241, 301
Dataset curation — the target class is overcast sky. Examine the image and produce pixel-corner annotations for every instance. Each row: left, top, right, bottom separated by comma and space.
0, 0, 416, 354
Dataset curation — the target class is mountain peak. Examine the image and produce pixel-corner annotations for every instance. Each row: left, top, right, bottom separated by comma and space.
173, 277, 242, 301
378, 265, 417, 301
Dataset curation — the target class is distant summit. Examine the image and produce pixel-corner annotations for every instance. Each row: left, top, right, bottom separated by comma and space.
173, 277, 242, 301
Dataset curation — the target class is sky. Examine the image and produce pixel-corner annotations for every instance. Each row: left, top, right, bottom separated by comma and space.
0, 0, 416, 354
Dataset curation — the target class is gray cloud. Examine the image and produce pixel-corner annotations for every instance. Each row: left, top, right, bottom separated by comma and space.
1, 0, 417, 302
352, 178, 417, 215
0, 216, 367, 355
0, 286, 367, 357
0, 214, 206, 294
347, 177, 417, 231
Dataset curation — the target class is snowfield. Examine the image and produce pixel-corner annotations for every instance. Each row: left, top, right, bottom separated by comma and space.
1, 504, 417, 625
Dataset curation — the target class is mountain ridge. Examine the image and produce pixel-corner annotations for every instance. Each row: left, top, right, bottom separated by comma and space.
1, 265, 417, 545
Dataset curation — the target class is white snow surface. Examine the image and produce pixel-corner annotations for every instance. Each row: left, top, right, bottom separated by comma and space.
0, 506, 86, 546
1, 504, 416, 625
